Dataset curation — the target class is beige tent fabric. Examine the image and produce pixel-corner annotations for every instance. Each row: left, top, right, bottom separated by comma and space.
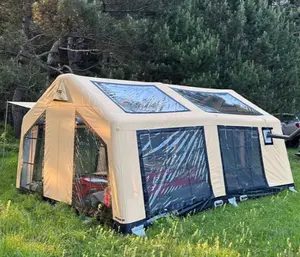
110, 129, 146, 223
53, 80, 70, 102
16, 74, 293, 225
43, 103, 75, 204
259, 123, 293, 186
204, 126, 226, 196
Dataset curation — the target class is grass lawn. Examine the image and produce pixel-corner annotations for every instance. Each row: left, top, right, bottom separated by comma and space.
0, 147, 300, 257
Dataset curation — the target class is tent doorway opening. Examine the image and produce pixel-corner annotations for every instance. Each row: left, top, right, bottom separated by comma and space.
20, 113, 45, 194
72, 115, 112, 223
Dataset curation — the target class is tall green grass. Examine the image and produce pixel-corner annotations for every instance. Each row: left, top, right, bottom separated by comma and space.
0, 148, 300, 256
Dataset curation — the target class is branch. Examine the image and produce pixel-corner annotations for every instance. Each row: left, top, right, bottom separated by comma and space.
0, 50, 18, 56
61, 65, 73, 73
27, 82, 37, 89
27, 34, 45, 43
48, 66, 63, 74
64, 33, 96, 42
36, 50, 52, 57
49, 64, 74, 74
72, 62, 101, 72
59, 47, 101, 53
103, 9, 157, 14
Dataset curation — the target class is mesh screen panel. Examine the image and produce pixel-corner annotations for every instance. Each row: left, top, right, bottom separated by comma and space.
218, 126, 268, 194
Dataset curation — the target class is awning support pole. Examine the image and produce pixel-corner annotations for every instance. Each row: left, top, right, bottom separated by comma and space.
268, 128, 300, 140
1, 101, 9, 170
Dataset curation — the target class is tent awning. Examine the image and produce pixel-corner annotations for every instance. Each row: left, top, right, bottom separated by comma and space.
7, 101, 36, 109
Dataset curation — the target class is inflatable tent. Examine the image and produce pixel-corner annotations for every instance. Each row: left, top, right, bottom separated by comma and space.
16, 74, 294, 234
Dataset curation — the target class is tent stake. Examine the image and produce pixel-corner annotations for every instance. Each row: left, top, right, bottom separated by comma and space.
228, 197, 238, 207
289, 186, 297, 193
131, 224, 146, 237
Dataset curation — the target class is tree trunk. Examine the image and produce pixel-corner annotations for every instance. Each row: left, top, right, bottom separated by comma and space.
12, 87, 25, 138
67, 36, 83, 71
47, 39, 61, 67
22, 0, 34, 38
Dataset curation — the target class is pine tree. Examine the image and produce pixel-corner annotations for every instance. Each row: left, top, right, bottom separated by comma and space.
133, 0, 300, 113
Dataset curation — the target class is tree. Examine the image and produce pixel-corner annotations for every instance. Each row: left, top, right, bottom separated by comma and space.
1, 0, 300, 135
130, 0, 300, 113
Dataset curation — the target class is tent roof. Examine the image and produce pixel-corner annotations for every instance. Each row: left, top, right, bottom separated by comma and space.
8, 101, 36, 109
31, 74, 277, 127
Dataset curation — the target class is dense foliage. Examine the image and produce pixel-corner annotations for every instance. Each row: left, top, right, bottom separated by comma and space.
1, 0, 300, 124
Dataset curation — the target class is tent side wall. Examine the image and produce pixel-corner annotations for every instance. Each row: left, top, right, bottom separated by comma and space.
110, 117, 293, 231
77, 76, 293, 229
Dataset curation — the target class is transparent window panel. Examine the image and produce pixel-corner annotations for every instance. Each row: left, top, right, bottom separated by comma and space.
20, 114, 45, 193
92, 81, 188, 113
172, 88, 261, 115
137, 127, 213, 217
20, 163, 30, 188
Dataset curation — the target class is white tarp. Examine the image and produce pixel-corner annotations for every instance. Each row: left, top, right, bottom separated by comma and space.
8, 101, 36, 109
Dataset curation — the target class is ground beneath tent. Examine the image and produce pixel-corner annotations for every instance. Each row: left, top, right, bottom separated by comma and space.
0, 148, 300, 256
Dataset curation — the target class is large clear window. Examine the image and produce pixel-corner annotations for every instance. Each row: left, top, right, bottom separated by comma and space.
73, 116, 111, 222
92, 81, 189, 113
20, 114, 45, 194
172, 88, 261, 115
218, 126, 268, 194
137, 127, 213, 217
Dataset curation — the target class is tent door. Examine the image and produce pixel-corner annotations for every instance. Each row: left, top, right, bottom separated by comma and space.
218, 126, 268, 195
